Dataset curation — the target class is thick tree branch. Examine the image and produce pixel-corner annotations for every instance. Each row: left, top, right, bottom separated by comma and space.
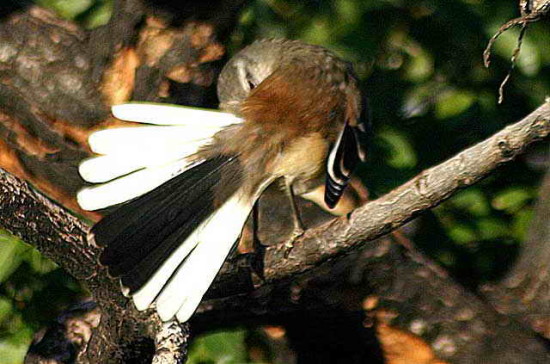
0, 167, 141, 363
0, 170, 96, 282
197, 235, 550, 363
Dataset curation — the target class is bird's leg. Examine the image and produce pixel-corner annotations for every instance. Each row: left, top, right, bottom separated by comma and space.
249, 201, 266, 280
283, 179, 305, 257
251, 200, 266, 248
237, 201, 266, 283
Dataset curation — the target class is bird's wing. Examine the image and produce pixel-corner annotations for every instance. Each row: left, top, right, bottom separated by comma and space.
325, 94, 370, 208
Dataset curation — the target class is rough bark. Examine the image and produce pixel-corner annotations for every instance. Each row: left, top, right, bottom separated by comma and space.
151, 321, 189, 364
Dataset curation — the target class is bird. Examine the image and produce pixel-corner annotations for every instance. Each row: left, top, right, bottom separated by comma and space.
77, 38, 370, 323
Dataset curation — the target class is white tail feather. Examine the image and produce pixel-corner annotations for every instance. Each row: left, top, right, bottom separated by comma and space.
132, 190, 254, 321
77, 160, 196, 210
88, 125, 220, 155
79, 142, 204, 183
77, 103, 244, 210
112, 103, 242, 126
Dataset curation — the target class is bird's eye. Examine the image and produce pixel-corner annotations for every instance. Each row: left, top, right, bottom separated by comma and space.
245, 71, 257, 90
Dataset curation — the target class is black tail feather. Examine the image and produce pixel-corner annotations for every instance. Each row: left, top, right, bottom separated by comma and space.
102, 159, 225, 274
91, 155, 242, 293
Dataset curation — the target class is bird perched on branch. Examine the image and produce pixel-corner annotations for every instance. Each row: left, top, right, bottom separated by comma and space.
77, 39, 369, 322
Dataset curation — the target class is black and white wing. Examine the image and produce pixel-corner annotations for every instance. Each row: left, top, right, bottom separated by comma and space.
324, 98, 370, 208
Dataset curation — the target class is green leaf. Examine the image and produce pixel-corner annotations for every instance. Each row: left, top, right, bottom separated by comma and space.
450, 189, 490, 216
487, 27, 541, 76
37, 0, 93, 19
379, 129, 417, 168
302, 17, 331, 45
512, 208, 534, 241
83, 0, 114, 29
0, 313, 34, 364
0, 297, 12, 322
26, 249, 58, 275
404, 47, 433, 82
0, 339, 30, 364
477, 218, 509, 240
187, 329, 247, 364
448, 224, 477, 244
335, 0, 361, 27
0, 232, 26, 283
492, 188, 532, 213
435, 89, 475, 119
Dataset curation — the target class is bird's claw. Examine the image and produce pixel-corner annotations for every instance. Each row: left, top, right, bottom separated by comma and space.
283, 228, 304, 258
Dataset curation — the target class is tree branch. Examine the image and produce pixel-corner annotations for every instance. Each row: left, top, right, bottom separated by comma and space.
195, 233, 550, 363
2, 100, 547, 304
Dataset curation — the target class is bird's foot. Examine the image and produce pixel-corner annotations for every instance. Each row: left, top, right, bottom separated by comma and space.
248, 243, 266, 282
283, 227, 305, 258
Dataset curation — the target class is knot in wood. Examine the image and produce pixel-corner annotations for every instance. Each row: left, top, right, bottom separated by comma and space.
497, 139, 514, 159
532, 115, 550, 136
415, 173, 429, 197
380, 222, 394, 235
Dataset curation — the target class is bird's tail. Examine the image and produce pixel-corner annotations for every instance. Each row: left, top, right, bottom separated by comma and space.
78, 103, 243, 210
78, 103, 254, 322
